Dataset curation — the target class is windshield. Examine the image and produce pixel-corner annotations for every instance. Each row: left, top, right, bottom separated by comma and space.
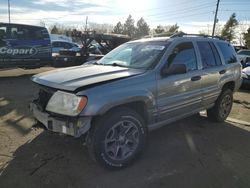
238, 50, 250, 56
97, 41, 169, 69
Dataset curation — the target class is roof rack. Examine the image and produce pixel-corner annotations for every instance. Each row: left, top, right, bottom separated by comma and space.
170, 32, 226, 40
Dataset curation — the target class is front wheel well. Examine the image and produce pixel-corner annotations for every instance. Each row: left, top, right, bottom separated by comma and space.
222, 81, 235, 92
90, 101, 148, 128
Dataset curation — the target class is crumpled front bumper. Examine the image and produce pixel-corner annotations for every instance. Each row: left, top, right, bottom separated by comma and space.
30, 103, 91, 137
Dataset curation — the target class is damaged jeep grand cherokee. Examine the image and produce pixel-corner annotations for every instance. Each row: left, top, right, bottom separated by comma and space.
30, 34, 242, 168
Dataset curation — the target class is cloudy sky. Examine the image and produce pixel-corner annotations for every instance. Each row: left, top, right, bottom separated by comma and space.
0, 0, 250, 33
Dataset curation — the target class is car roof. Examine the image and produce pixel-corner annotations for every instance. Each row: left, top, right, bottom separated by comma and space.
0, 22, 45, 29
130, 37, 171, 43
128, 35, 227, 44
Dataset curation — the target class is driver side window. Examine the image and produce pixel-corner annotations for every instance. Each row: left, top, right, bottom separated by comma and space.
168, 42, 197, 72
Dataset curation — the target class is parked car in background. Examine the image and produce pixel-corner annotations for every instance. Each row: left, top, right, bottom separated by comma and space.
52, 40, 81, 54
234, 45, 248, 52
237, 49, 250, 68
238, 49, 250, 56
50, 34, 72, 43
30, 34, 242, 169
51, 34, 130, 68
0, 22, 52, 68
242, 66, 250, 86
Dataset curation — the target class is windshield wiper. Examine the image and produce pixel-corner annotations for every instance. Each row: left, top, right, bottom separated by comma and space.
105, 63, 127, 68
93, 62, 103, 65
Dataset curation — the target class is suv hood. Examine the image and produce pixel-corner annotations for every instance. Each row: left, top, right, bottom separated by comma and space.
32, 65, 145, 91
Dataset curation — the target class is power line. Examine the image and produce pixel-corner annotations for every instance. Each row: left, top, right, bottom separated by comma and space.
220, 2, 250, 5
4, 0, 249, 29
117, 0, 216, 15
9, 1, 216, 22
145, 4, 215, 19
147, 11, 213, 23
220, 10, 250, 12
8, 11, 214, 26
9, 3, 215, 23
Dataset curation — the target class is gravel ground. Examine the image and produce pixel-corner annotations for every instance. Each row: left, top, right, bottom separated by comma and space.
0, 68, 250, 188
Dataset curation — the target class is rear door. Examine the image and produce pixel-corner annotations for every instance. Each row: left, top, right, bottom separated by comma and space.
197, 40, 224, 106
157, 41, 202, 121
216, 42, 241, 89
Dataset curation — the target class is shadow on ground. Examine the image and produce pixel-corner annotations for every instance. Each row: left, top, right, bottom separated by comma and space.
1, 115, 250, 188
0, 74, 39, 135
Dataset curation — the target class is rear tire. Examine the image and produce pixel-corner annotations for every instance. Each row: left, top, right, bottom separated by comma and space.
86, 107, 147, 169
207, 89, 233, 122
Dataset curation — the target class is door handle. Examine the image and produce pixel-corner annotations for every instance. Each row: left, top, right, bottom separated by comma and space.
219, 70, 226, 74
191, 76, 201, 81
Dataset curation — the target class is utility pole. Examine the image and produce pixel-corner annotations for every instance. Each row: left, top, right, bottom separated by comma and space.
85, 16, 88, 32
212, 0, 220, 37
8, 0, 11, 23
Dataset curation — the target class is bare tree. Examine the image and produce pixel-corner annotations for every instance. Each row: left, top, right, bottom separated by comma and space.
88, 22, 113, 33
39, 20, 46, 27
199, 24, 222, 36
235, 19, 250, 46
113, 22, 123, 34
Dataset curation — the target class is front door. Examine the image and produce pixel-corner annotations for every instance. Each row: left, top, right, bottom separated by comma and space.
157, 41, 202, 121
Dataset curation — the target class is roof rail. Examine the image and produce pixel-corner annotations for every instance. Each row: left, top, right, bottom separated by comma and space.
170, 32, 225, 40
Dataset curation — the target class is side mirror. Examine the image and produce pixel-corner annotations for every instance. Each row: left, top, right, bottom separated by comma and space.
161, 63, 187, 76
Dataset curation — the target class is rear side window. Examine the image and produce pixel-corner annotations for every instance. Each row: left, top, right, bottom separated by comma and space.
53, 42, 63, 47
8, 26, 49, 40
168, 42, 197, 72
217, 42, 237, 64
63, 42, 72, 49
29, 27, 49, 40
209, 42, 222, 65
197, 41, 218, 68
9, 26, 29, 39
52, 42, 59, 47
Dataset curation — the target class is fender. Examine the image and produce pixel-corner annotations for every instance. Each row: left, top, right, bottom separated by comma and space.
79, 89, 157, 117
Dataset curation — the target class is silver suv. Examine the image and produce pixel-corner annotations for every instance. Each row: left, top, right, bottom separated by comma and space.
30, 34, 242, 168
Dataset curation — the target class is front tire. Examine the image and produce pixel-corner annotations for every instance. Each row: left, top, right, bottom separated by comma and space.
207, 89, 233, 122
86, 107, 147, 169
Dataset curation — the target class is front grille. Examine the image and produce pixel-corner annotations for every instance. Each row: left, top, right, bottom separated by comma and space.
34, 87, 55, 111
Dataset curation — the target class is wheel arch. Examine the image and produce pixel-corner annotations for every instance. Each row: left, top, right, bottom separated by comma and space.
90, 99, 154, 130
222, 81, 235, 92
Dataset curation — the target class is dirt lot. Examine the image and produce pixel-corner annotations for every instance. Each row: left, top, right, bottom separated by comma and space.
0, 68, 250, 188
